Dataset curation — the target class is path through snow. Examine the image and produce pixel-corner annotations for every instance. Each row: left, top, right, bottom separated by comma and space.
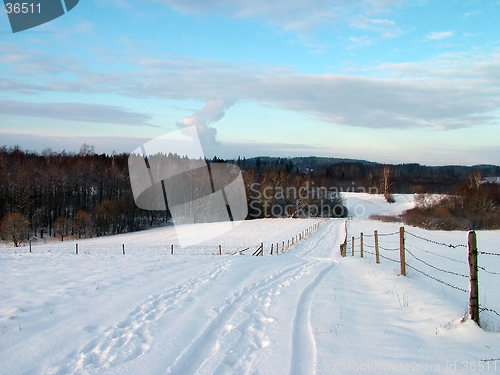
1, 215, 499, 374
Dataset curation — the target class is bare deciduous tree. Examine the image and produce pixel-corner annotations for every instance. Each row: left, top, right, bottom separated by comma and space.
54, 216, 71, 241
74, 210, 92, 239
381, 165, 395, 203
0, 212, 29, 247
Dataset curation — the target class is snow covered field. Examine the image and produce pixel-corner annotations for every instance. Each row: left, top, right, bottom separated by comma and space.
1, 218, 322, 256
1, 194, 500, 375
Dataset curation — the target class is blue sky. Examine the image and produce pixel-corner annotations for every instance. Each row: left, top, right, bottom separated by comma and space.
1, 0, 499, 165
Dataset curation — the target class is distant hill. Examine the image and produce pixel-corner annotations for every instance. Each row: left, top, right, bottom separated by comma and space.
231, 156, 500, 194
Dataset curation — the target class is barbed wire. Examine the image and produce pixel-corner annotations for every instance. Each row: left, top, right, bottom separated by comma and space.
378, 231, 400, 237
480, 307, 500, 318
363, 249, 400, 264
350, 227, 500, 325
406, 231, 467, 249
405, 263, 468, 293
361, 231, 399, 238
405, 243, 467, 265
479, 251, 500, 257
477, 265, 500, 275
379, 245, 400, 252
405, 249, 468, 278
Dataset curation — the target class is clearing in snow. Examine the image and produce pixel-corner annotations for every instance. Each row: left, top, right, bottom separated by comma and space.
1, 194, 499, 374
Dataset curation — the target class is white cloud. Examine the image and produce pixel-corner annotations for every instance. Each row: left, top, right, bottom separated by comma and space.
179, 98, 236, 145
462, 10, 481, 19
153, 0, 407, 30
2, 43, 500, 132
350, 16, 403, 37
349, 36, 372, 45
426, 31, 454, 40
0, 100, 154, 126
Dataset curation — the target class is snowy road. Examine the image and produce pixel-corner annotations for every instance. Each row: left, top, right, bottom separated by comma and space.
1, 215, 499, 374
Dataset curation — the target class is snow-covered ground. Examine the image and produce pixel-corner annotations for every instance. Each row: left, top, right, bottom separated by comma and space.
1, 218, 322, 256
1, 194, 499, 375
342, 192, 416, 219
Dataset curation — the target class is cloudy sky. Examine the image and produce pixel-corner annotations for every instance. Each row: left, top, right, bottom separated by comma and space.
1, 0, 499, 165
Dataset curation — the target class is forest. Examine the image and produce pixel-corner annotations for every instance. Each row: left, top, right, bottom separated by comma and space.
1, 145, 498, 245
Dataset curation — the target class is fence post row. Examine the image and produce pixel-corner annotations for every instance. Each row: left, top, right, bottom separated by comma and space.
352, 236, 355, 256
350, 226, 485, 328
468, 231, 479, 326
26, 220, 324, 258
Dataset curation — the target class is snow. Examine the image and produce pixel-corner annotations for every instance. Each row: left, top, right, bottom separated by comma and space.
1, 194, 499, 375
1, 218, 321, 256
342, 192, 416, 218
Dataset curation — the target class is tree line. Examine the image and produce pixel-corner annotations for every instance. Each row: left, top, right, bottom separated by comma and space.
1, 146, 498, 245
0, 145, 169, 246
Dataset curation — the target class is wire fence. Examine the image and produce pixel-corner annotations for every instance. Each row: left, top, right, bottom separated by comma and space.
0, 219, 330, 257
343, 223, 500, 329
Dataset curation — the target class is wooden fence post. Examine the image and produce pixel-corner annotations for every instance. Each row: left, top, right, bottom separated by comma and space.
360, 233, 363, 258
29, 240, 32, 253
276, 243, 278, 255
171, 244, 174, 255
352, 236, 355, 256
283, 241, 285, 252
374, 230, 379, 264
219, 245, 222, 255
122, 244, 125, 255
400, 227, 406, 276
271, 243, 273, 255
76, 243, 78, 255
468, 231, 480, 326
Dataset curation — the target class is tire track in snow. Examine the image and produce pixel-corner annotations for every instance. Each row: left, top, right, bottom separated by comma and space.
51, 259, 232, 375
290, 262, 338, 375
166, 261, 313, 375
292, 219, 342, 260
208, 261, 316, 375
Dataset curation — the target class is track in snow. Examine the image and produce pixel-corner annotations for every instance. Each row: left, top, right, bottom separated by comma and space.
45, 219, 345, 375
290, 262, 337, 375
166, 261, 313, 375
51, 259, 233, 374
